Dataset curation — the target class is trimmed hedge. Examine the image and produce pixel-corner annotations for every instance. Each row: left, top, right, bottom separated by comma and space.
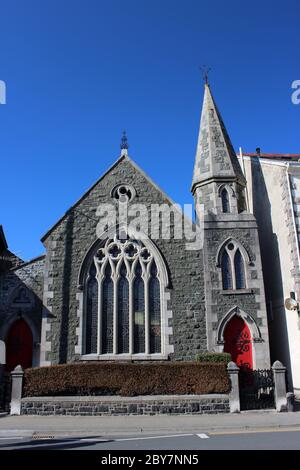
23, 362, 230, 397
195, 353, 231, 363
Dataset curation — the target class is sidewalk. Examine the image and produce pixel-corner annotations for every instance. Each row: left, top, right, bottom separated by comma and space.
1, 410, 300, 438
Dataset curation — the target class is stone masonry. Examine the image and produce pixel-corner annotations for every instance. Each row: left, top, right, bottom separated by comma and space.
0, 256, 44, 366
40, 156, 206, 364
1, 82, 272, 376
21, 394, 229, 416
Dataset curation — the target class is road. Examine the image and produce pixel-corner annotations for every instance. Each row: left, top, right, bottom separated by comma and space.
0, 428, 300, 450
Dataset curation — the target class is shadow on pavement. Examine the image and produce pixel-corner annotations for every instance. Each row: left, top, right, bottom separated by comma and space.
0, 436, 113, 450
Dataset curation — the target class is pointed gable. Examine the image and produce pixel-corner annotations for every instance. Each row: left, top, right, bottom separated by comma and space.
41, 154, 182, 243
192, 84, 246, 193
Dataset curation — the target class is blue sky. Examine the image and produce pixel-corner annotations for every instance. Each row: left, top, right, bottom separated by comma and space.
0, 0, 299, 259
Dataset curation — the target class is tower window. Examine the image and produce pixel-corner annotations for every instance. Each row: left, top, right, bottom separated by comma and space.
220, 241, 247, 290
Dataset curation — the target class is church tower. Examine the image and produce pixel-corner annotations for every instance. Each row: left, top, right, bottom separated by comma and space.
192, 83, 271, 369
192, 83, 247, 215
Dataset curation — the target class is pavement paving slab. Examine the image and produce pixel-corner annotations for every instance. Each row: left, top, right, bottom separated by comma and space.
1, 410, 300, 439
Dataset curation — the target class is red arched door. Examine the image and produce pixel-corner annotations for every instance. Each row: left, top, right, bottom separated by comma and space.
6, 319, 33, 371
224, 315, 253, 369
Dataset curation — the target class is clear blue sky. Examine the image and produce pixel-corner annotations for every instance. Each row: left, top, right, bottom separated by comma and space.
1, 0, 299, 260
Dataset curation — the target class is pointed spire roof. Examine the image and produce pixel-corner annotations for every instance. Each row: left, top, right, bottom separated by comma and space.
0, 225, 8, 251
192, 83, 246, 193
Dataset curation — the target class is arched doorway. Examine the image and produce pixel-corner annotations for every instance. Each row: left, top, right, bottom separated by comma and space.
6, 319, 33, 371
224, 315, 253, 369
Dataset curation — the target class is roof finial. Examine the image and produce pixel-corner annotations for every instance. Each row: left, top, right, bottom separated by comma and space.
200, 65, 211, 85
120, 130, 129, 152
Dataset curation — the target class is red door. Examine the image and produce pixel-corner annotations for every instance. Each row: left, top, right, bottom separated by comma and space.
224, 315, 253, 369
6, 319, 33, 371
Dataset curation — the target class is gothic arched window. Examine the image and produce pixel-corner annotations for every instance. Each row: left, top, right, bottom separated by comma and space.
102, 264, 113, 354
133, 262, 145, 353
117, 263, 129, 354
84, 237, 164, 357
149, 263, 161, 354
220, 241, 247, 291
85, 263, 98, 354
221, 188, 230, 213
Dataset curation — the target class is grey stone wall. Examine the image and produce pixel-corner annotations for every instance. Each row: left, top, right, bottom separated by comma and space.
202, 211, 271, 368
21, 394, 229, 416
41, 156, 207, 364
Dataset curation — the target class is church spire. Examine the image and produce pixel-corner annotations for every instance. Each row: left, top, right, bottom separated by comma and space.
191, 83, 246, 194
120, 130, 129, 157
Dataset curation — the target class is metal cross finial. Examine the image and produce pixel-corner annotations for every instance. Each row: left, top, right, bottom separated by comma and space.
200, 65, 211, 84
120, 130, 129, 150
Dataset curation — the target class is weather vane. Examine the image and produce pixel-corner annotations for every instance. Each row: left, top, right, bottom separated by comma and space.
120, 130, 129, 150
200, 65, 211, 84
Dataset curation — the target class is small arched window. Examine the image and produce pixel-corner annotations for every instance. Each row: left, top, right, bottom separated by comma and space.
221, 251, 233, 290
234, 249, 246, 289
221, 188, 230, 213
117, 263, 129, 354
220, 241, 247, 290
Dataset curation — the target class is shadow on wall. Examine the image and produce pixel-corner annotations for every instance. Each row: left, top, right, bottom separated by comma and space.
251, 156, 293, 389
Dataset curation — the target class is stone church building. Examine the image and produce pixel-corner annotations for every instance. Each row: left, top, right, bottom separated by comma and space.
0, 84, 273, 379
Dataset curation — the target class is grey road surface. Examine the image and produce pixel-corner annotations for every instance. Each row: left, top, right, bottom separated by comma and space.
0, 429, 300, 450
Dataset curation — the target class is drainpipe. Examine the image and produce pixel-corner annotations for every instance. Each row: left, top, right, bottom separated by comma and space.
239, 147, 250, 211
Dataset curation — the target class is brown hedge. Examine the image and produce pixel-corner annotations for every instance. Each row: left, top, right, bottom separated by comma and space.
23, 362, 230, 397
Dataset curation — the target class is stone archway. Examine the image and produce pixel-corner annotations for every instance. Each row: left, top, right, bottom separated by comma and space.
223, 315, 253, 370
6, 319, 33, 371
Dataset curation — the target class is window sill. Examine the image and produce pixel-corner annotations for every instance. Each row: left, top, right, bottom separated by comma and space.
80, 354, 170, 361
221, 289, 253, 295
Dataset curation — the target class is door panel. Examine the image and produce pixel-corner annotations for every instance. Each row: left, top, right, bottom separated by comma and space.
6, 319, 33, 371
224, 315, 253, 369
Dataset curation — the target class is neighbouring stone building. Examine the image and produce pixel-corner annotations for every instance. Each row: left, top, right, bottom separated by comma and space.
1, 83, 283, 389
238, 151, 300, 394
